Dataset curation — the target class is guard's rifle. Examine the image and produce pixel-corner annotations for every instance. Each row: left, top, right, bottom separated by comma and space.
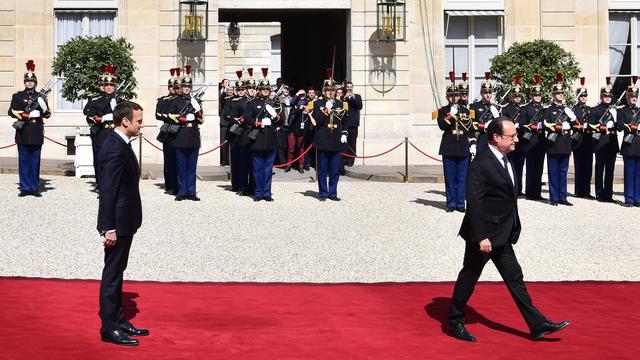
475, 103, 498, 132
593, 89, 626, 141
546, 103, 570, 143
179, 82, 212, 116
623, 107, 640, 145
570, 87, 589, 143
24, 78, 55, 113
521, 105, 545, 141
114, 80, 133, 99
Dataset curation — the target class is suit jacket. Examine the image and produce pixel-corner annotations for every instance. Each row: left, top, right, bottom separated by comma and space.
458, 148, 521, 246
344, 93, 362, 127
97, 131, 142, 237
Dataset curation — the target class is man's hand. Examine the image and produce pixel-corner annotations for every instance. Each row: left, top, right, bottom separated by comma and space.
479, 239, 492, 254
103, 231, 117, 248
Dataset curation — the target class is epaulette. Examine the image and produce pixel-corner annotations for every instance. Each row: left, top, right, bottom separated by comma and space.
342, 101, 349, 111
617, 105, 625, 109
431, 110, 438, 120
232, 97, 241, 101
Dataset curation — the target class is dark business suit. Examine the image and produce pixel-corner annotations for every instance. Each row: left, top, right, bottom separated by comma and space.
97, 131, 142, 332
449, 148, 547, 331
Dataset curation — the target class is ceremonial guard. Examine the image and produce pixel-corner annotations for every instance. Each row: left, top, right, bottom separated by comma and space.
457, 73, 470, 108
155, 68, 178, 195
571, 77, 594, 198
589, 77, 619, 203
8, 60, 51, 197
167, 65, 204, 201
617, 76, 640, 207
470, 72, 501, 154
84, 65, 122, 188
519, 74, 546, 201
226, 70, 251, 194
312, 69, 349, 201
243, 68, 283, 201
501, 76, 525, 195
436, 71, 473, 212
543, 73, 575, 206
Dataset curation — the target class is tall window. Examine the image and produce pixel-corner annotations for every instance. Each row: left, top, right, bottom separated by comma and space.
54, 11, 116, 110
609, 12, 640, 98
444, 14, 503, 100
270, 34, 282, 84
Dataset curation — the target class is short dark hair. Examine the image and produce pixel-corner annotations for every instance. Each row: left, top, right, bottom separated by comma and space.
307, 86, 316, 92
113, 100, 143, 126
486, 116, 512, 143
345, 81, 353, 87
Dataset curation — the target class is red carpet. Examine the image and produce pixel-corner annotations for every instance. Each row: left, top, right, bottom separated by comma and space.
0, 278, 636, 359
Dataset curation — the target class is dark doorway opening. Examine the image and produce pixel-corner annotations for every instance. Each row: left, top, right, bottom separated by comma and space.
219, 9, 349, 91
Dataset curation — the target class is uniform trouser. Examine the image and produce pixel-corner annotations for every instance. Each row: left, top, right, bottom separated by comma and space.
442, 155, 469, 209
448, 241, 547, 331
92, 141, 101, 187
231, 143, 252, 192
277, 131, 287, 165
304, 132, 315, 169
252, 149, 276, 199
220, 126, 230, 165
547, 153, 570, 203
162, 143, 177, 192
508, 148, 525, 195
623, 156, 640, 204
573, 146, 593, 197
287, 133, 305, 168
317, 150, 342, 198
17, 144, 42, 192
345, 126, 358, 166
525, 143, 546, 198
595, 150, 616, 200
99, 234, 133, 332
175, 147, 199, 197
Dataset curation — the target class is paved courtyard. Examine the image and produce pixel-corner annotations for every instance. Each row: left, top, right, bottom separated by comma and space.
0, 173, 637, 283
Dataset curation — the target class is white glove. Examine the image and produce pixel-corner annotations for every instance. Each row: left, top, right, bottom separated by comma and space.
562, 121, 570, 130
102, 113, 113, 122
608, 107, 617, 121
28, 110, 40, 118
37, 97, 48, 112
449, 104, 458, 116
485, 119, 493, 129
265, 104, 277, 118
340, 134, 347, 144
470, 144, 477, 156
110, 98, 117, 110
515, 122, 520, 129
490, 106, 500, 118
186, 113, 196, 121
325, 100, 334, 110
537, 121, 543, 129
583, 122, 589, 129
564, 107, 577, 121
606, 120, 614, 129
190, 98, 202, 112
261, 118, 272, 127
300, 121, 305, 130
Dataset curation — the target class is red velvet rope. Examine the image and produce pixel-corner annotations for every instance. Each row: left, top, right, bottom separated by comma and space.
340, 141, 404, 159
408, 141, 443, 163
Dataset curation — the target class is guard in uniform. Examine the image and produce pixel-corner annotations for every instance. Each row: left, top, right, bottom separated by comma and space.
84, 65, 121, 189
617, 76, 640, 206
155, 68, 178, 195
501, 76, 525, 195
571, 77, 594, 198
166, 65, 204, 201
470, 72, 501, 154
543, 73, 576, 206
225, 70, 249, 193
437, 71, 472, 212
589, 77, 619, 203
312, 69, 349, 201
8, 60, 51, 197
243, 68, 282, 201
519, 74, 547, 201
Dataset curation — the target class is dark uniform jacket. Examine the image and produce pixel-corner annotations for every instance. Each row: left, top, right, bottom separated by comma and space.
589, 103, 620, 153
618, 104, 640, 157
229, 96, 251, 146
312, 98, 348, 152
166, 94, 204, 149
219, 95, 233, 126
288, 96, 311, 137
518, 101, 545, 152
470, 100, 499, 150
501, 102, 522, 122
8, 89, 51, 145
571, 103, 592, 151
343, 93, 363, 127
543, 102, 573, 155
84, 94, 121, 147
243, 95, 283, 151
437, 103, 472, 157
155, 93, 175, 143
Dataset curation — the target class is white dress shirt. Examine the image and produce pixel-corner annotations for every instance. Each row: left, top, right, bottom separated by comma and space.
489, 144, 515, 186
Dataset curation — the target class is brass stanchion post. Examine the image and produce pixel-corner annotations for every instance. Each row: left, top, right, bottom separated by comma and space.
404, 137, 409, 183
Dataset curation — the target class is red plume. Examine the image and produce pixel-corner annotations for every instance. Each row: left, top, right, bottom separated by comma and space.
176, 68, 181, 77
632, 75, 638, 85
462, 72, 467, 82
579, 77, 585, 86
484, 72, 491, 81
261, 67, 268, 78
111, 66, 117, 74
514, 75, 521, 85
26, 60, 35, 71
100, 65, 106, 73
236, 70, 243, 79
448, 71, 455, 82
556, 72, 562, 83
326, 68, 333, 79
170, 68, 175, 76
185, 65, 191, 75
534, 74, 541, 84
606, 76, 611, 86
247, 68, 253, 77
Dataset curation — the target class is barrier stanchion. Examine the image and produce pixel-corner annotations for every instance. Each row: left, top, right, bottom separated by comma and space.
404, 137, 409, 183
139, 133, 143, 178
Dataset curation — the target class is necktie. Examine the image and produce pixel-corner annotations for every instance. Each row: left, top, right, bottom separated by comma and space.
502, 156, 514, 186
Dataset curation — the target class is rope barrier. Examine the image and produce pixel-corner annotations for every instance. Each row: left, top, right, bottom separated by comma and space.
199, 140, 228, 156
409, 141, 443, 163
274, 144, 314, 168
141, 136, 164, 151
340, 140, 404, 159
44, 135, 67, 148
0, 143, 16, 150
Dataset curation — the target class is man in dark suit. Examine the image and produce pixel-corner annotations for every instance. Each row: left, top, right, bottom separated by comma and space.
446, 117, 569, 342
97, 100, 148, 346
343, 81, 362, 166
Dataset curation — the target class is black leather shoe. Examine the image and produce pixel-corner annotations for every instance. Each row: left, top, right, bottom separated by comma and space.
18, 191, 28, 197
120, 323, 149, 337
264, 197, 274, 202
254, 197, 263, 202
298, 168, 304, 174
304, 166, 310, 171
446, 323, 476, 342
623, 203, 633, 207
189, 195, 201, 201
527, 196, 546, 201
446, 207, 455, 212
241, 191, 253, 197
283, 166, 292, 172
319, 197, 326, 202
33, 191, 42, 197
559, 201, 573, 206
175, 195, 185, 201
531, 320, 570, 340
455, 207, 465, 213
584, 194, 595, 199
549, 202, 558, 206
101, 329, 139, 346
329, 196, 341, 201
634, 203, 640, 207
597, 197, 615, 203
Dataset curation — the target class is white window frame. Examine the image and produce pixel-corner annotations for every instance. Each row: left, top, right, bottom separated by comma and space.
53, 9, 118, 113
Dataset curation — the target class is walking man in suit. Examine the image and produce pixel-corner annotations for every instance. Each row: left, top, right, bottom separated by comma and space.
97, 100, 148, 346
446, 117, 569, 342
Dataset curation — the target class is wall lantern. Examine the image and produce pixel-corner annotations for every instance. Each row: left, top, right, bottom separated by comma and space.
377, 0, 406, 41
179, 0, 208, 41
228, 22, 240, 53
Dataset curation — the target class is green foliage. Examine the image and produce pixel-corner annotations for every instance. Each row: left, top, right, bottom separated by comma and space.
490, 39, 581, 104
52, 36, 137, 101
